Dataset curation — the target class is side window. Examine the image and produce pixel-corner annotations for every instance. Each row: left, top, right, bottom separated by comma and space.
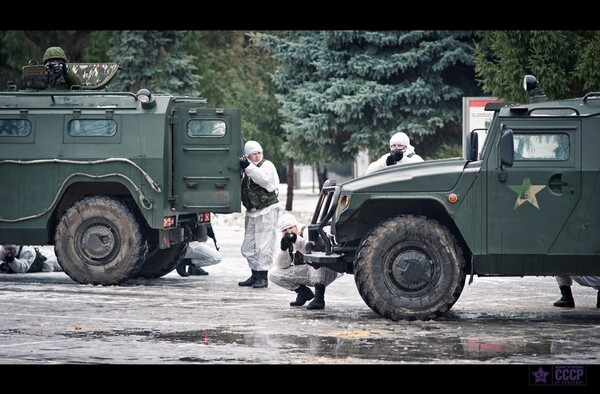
68, 119, 117, 137
187, 119, 226, 137
513, 133, 569, 161
0, 119, 31, 137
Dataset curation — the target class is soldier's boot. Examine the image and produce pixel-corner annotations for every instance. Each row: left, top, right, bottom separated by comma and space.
176, 259, 191, 277
238, 270, 258, 286
252, 270, 268, 288
289, 284, 314, 307
306, 284, 326, 310
553, 285, 575, 308
188, 265, 209, 276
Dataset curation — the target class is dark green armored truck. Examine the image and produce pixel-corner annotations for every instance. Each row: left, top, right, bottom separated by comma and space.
305, 75, 600, 321
0, 63, 242, 285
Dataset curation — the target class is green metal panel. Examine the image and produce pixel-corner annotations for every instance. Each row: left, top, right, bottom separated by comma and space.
172, 105, 242, 214
0, 90, 242, 245
486, 120, 581, 256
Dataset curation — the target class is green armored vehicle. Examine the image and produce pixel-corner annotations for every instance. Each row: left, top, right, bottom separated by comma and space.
0, 61, 242, 285
305, 75, 600, 321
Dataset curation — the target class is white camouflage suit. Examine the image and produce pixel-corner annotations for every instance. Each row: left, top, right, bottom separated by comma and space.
184, 240, 222, 268
269, 215, 341, 291
555, 275, 600, 290
367, 132, 424, 174
240, 142, 281, 272
0, 245, 60, 273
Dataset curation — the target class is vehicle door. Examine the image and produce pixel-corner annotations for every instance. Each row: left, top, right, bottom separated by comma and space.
487, 119, 581, 255
172, 105, 242, 214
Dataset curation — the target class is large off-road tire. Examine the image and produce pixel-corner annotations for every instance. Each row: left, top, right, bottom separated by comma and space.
55, 196, 148, 285
354, 214, 466, 321
136, 243, 187, 279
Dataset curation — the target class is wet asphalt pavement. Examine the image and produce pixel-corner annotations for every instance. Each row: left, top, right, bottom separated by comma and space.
1, 187, 599, 388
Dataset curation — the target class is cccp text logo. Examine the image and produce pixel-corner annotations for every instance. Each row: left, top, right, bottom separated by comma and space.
530, 365, 586, 386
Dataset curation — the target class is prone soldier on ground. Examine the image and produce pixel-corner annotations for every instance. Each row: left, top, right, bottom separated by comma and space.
0, 245, 60, 273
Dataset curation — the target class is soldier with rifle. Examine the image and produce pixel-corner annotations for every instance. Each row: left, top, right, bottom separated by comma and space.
42, 46, 82, 90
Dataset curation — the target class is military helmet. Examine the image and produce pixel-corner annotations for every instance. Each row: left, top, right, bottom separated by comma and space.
42, 47, 68, 63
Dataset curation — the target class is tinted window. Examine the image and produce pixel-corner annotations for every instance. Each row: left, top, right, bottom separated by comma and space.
68, 119, 117, 137
187, 120, 226, 137
514, 133, 569, 161
0, 119, 31, 137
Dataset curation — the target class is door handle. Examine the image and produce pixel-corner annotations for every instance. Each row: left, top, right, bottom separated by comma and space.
549, 180, 567, 187
548, 174, 567, 193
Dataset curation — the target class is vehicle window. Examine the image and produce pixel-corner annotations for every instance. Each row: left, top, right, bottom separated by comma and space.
187, 120, 226, 137
0, 119, 31, 137
68, 119, 117, 137
513, 133, 569, 160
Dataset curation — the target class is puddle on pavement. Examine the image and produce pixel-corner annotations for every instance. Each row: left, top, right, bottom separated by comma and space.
56, 328, 564, 363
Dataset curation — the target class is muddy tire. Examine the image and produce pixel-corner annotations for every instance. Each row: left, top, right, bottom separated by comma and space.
136, 243, 187, 279
354, 215, 466, 321
55, 196, 148, 285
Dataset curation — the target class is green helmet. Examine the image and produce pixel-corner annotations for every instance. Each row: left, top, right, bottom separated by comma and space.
42, 47, 68, 63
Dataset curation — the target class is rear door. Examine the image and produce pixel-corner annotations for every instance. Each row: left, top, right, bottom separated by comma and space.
172, 103, 242, 214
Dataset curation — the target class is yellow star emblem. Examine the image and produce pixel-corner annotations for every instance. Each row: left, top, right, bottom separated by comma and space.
507, 178, 546, 209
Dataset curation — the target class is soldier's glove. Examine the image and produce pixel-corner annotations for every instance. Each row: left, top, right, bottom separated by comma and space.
391, 148, 404, 162
59, 62, 68, 76
239, 156, 250, 170
385, 154, 396, 166
285, 232, 297, 244
4, 252, 14, 263
45, 62, 57, 74
280, 236, 291, 251
280, 233, 297, 251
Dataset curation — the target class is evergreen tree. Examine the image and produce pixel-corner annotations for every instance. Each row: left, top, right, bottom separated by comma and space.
250, 30, 481, 167
106, 31, 200, 95
0, 31, 90, 88
83, 31, 113, 63
181, 31, 286, 167
474, 30, 600, 102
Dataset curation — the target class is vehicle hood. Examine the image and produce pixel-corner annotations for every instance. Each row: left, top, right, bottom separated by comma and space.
341, 158, 470, 193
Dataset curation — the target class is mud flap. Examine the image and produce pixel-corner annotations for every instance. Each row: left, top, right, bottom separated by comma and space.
158, 228, 185, 248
